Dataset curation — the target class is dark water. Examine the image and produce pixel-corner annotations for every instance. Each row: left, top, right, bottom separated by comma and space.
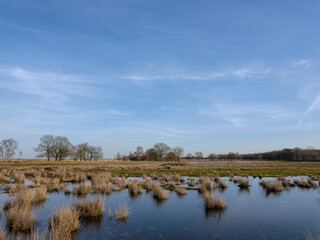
1, 177, 319, 240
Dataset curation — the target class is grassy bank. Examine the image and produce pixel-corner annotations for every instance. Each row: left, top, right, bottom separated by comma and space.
0, 160, 319, 178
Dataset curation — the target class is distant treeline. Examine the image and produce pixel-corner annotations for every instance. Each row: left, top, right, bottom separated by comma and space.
119, 146, 320, 162
1, 137, 320, 162
239, 148, 320, 161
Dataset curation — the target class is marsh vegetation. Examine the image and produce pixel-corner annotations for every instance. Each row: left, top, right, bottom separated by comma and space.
0, 162, 317, 239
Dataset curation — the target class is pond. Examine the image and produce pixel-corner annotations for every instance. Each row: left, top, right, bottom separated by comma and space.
0, 176, 319, 239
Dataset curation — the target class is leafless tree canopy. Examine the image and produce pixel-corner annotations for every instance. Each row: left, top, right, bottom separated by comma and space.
34, 135, 103, 161
0, 139, 18, 161
126, 143, 184, 161
34, 135, 55, 161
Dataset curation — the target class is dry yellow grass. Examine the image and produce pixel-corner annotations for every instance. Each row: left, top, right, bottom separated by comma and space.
152, 184, 168, 200
114, 203, 130, 221
203, 192, 226, 210
199, 177, 212, 192
128, 179, 143, 195
6, 205, 36, 232
33, 186, 47, 203
260, 180, 283, 192
73, 196, 104, 218
175, 186, 187, 196
50, 207, 80, 240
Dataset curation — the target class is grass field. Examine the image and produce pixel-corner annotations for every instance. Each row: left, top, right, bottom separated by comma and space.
1, 159, 320, 179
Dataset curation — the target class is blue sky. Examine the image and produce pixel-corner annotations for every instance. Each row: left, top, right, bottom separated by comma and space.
0, 0, 320, 158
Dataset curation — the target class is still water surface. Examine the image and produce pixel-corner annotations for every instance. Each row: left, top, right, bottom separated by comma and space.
0, 177, 319, 240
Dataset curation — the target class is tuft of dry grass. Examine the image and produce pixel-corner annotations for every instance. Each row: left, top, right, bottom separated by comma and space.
260, 180, 283, 192
203, 192, 226, 210
152, 184, 168, 200
199, 177, 212, 192
217, 180, 228, 189
294, 178, 318, 189
73, 182, 91, 195
142, 178, 154, 192
128, 179, 143, 195
114, 203, 130, 221
92, 181, 112, 195
236, 177, 250, 189
50, 207, 80, 240
187, 178, 196, 187
33, 186, 47, 203
6, 205, 36, 232
175, 186, 187, 196
12, 172, 25, 183
173, 174, 183, 183
0, 226, 5, 240
73, 196, 104, 218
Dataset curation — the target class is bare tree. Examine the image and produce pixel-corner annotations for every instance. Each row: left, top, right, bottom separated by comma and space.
134, 146, 144, 161
51, 136, 73, 161
195, 151, 204, 159
173, 147, 184, 162
74, 143, 90, 160
207, 153, 217, 159
18, 151, 22, 162
0, 139, 18, 161
88, 146, 103, 161
153, 143, 171, 161
115, 152, 122, 160
34, 135, 55, 161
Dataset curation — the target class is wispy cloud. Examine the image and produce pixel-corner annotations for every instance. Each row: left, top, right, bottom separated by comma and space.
296, 93, 320, 129
0, 67, 99, 102
291, 59, 312, 68
0, 20, 46, 33
199, 104, 294, 128
121, 65, 271, 87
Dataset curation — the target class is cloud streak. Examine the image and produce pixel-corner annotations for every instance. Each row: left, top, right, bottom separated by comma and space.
121, 65, 271, 86
296, 93, 320, 129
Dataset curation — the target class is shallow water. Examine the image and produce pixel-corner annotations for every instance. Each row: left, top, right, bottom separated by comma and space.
1, 177, 319, 239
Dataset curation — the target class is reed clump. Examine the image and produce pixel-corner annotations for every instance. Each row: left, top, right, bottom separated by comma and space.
50, 207, 80, 240
142, 178, 154, 192
152, 184, 168, 200
187, 178, 196, 187
12, 172, 25, 183
73, 196, 104, 218
260, 180, 283, 192
114, 203, 130, 221
199, 177, 212, 192
236, 177, 250, 189
175, 186, 187, 196
6, 205, 36, 232
128, 179, 143, 195
33, 186, 47, 203
73, 182, 91, 195
203, 192, 226, 210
